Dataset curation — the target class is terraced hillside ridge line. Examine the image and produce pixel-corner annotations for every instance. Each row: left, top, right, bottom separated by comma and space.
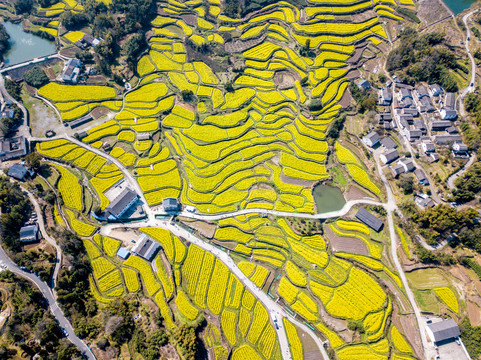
22, 0, 432, 358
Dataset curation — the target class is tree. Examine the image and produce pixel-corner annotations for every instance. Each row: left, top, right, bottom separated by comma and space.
360, 97, 376, 113
25, 152, 41, 169
398, 174, 414, 195
4, 79, 21, 101
93, 206, 102, 217
224, 82, 234, 92
122, 33, 147, 68
60, 11, 89, 31
0, 24, 10, 60
24, 67, 49, 88
14, 0, 33, 14
181, 90, 194, 102
174, 325, 199, 360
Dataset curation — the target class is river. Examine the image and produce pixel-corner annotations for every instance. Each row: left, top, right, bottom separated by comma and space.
3, 22, 56, 66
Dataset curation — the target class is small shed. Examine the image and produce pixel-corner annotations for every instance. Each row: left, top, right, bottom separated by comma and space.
355, 208, 383, 232
117, 247, 130, 260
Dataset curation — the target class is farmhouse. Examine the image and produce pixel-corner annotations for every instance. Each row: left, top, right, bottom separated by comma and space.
104, 188, 139, 221
132, 235, 160, 261
402, 108, 419, 117
418, 96, 435, 113
380, 149, 399, 164
355, 208, 383, 232
421, 141, 435, 153
430, 153, 440, 162
61, 58, 81, 84
380, 137, 397, 150
415, 85, 429, 99
163, 197, 181, 212
434, 135, 462, 145
7, 164, 29, 181
414, 168, 429, 185
357, 79, 371, 90
413, 119, 426, 133
362, 132, 380, 147
415, 196, 435, 209
444, 92, 456, 109
430, 120, 452, 132
399, 88, 412, 100
389, 164, 405, 178
20, 223, 39, 243
0, 136, 28, 161
379, 88, 392, 106
429, 84, 443, 97
440, 108, 457, 120
426, 319, 460, 345
398, 158, 415, 172
406, 130, 422, 142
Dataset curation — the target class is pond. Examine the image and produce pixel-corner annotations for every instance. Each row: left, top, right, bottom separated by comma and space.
442, 0, 475, 14
3, 22, 56, 66
313, 184, 346, 214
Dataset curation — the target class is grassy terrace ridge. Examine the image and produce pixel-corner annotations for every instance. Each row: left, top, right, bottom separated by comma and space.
9, 0, 435, 358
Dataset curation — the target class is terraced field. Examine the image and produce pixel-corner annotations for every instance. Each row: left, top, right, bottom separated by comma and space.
36, 0, 398, 214
31, 0, 418, 358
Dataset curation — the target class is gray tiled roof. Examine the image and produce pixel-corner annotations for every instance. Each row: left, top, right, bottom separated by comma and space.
7, 164, 28, 180
381, 137, 397, 149
355, 208, 383, 232
105, 188, 138, 218
428, 319, 460, 343
132, 236, 160, 261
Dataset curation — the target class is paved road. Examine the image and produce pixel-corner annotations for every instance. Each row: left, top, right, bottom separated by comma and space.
0, 75, 31, 140
102, 221, 331, 360
20, 186, 62, 290
0, 53, 60, 74
373, 152, 432, 360
158, 198, 383, 221
458, 10, 479, 117
32, 135, 153, 220
0, 245, 95, 359
447, 153, 476, 189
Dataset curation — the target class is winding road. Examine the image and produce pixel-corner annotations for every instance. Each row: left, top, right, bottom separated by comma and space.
460, 10, 478, 112
372, 152, 432, 360
171, 198, 383, 221
20, 186, 62, 290
31, 135, 153, 220
447, 153, 476, 189
102, 220, 331, 360
0, 238, 95, 359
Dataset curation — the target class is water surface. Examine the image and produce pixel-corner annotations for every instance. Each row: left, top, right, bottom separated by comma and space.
3, 22, 56, 65
313, 184, 346, 213
442, 0, 475, 14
